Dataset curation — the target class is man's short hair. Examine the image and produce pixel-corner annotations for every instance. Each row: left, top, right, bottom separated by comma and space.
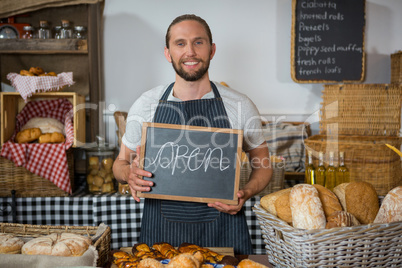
165, 14, 213, 49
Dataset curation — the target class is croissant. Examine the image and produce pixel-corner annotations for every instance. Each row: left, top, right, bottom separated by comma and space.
153, 242, 180, 259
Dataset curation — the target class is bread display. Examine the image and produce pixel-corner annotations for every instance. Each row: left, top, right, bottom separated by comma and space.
15, 128, 42, 143
21, 233, 92, 257
0, 233, 25, 254
313, 184, 343, 218
19, 67, 57, 77
374, 186, 402, 224
38, 132, 65, 144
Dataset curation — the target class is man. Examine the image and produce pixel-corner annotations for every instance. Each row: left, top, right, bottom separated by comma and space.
113, 14, 272, 255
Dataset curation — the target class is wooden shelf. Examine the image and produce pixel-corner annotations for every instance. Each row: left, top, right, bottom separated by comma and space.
0, 39, 88, 54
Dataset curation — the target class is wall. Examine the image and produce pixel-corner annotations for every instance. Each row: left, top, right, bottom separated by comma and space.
102, 0, 402, 142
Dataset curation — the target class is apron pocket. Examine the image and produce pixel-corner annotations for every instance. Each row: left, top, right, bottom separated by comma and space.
161, 200, 219, 223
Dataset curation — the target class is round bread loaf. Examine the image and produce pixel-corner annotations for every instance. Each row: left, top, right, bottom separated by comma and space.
345, 181, 379, 224
0, 233, 25, 254
21, 117, 65, 135
22, 233, 92, 257
374, 186, 402, 224
260, 188, 291, 216
290, 184, 326, 230
274, 189, 292, 224
325, 210, 360, 229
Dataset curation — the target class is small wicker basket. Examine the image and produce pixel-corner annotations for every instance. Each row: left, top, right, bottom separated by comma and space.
253, 204, 402, 267
0, 149, 74, 197
0, 222, 111, 267
391, 50, 402, 83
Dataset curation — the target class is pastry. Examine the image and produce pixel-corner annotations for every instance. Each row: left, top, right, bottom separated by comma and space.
22, 233, 92, 256
166, 253, 201, 268
290, 184, 326, 230
29, 67, 45, 76
0, 233, 25, 254
237, 259, 269, 268
20, 70, 34, 76
15, 128, 42, 143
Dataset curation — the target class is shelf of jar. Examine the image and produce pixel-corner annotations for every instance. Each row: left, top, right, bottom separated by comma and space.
0, 39, 88, 54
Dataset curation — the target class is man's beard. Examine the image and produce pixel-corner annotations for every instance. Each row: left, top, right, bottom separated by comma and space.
171, 58, 210, 82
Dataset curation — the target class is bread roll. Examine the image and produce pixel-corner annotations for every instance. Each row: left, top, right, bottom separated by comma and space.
15, 128, 42, 143
22, 233, 92, 257
344, 181, 379, 224
313, 184, 343, 217
374, 186, 402, 224
274, 189, 292, 224
333, 183, 349, 210
21, 117, 65, 135
290, 184, 326, 230
0, 233, 25, 254
325, 210, 360, 229
260, 188, 291, 216
38, 132, 65, 143
29, 67, 44, 75
237, 259, 269, 268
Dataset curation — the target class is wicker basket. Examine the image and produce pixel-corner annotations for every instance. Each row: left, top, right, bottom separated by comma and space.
0, 223, 111, 267
0, 149, 74, 197
240, 155, 285, 196
253, 204, 402, 267
391, 50, 402, 83
319, 84, 402, 136
304, 135, 401, 196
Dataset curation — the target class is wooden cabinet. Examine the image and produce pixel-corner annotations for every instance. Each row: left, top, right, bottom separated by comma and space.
0, 2, 103, 144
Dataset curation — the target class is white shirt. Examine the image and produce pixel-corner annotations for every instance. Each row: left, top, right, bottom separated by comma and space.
122, 81, 265, 152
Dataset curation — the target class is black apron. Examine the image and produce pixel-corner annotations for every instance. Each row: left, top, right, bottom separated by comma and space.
139, 82, 253, 255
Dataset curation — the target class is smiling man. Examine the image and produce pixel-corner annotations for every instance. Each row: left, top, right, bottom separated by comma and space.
113, 14, 272, 255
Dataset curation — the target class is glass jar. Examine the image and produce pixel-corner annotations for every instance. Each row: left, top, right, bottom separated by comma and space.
38, 20, 51, 39
118, 183, 131, 195
53, 26, 61, 39
22, 26, 34, 39
73, 26, 87, 39
60, 20, 73, 39
85, 138, 116, 194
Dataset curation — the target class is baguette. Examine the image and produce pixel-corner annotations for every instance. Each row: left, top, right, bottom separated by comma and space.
290, 184, 326, 229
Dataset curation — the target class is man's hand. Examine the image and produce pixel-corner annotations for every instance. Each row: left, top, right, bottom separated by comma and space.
207, 190, 247, 215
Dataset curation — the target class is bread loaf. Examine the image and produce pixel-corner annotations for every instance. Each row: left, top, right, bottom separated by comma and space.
333, 183, 349, 210
21, 117, 65, 135
15, 128, 42, 143
374, 186, 402, 224
22, 233, 92, 257
0, 233, 25, 254
313, 184, 343, 218
290, 184, 326, 230
260, 188, 291, 216
38, 132, 65, 143
274, 189, 292, 224
325, 210, 360, 229
345, 181, 379, 224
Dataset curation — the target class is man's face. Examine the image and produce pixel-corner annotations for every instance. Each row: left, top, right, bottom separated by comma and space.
165, 20, 216, 82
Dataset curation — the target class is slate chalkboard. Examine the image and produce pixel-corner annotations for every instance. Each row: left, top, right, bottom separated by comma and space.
291, 0, 366, 83
137, 123, 243, 204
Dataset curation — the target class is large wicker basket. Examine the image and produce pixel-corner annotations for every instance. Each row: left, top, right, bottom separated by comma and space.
304, 135, 401, 196
0, 149, 74, 197
319, 84, 402, 136
0, 223, 111, 267
253, 204, 402, 267
391, 50, 402, 83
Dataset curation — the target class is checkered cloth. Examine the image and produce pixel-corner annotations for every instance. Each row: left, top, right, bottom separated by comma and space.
0, 192, 265, 254
0, 98, 74, 194
7, 72, 74, 102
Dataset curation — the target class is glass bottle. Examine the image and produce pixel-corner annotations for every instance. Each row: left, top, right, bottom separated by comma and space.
60, 20, 73, 39
316, 151, 326, 186
325, 151, 337, 191
38, 20, 51, 39
22, 26, 34, 39
305, 150, 316, 184
337, 151, 350, 185
73, 26, 87, 39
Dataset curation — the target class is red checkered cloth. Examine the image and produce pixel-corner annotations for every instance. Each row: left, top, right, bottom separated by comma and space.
0, 98, 74, 194
7, 72, 74, 102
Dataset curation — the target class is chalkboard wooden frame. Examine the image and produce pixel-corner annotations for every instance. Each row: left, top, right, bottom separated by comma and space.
137, 122, 243, 205
291, 0, 366, 83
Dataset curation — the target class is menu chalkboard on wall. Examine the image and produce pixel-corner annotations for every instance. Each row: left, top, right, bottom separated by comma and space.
137, 123, 243, 204
291, 0, 366, 83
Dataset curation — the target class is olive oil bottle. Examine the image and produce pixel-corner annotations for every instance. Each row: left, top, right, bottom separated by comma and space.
325, 151, 337, 191
337, 151, 350, 185
316, 151, 326, 186
305, 150, 316, 184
